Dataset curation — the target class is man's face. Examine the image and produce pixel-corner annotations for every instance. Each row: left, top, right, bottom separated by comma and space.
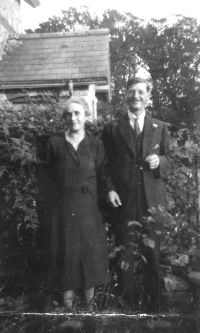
65, 102, 87, 133
125, 82, 149, 115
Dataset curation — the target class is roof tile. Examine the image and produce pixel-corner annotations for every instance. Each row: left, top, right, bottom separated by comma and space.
0, 29, 110, 87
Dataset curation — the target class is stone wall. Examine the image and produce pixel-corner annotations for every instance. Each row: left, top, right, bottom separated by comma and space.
0, 25, 9, 60
0, 0, 21, 33
0, 0, 22, 59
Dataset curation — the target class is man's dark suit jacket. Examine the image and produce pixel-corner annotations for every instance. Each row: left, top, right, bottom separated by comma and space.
103, 112, 174, 223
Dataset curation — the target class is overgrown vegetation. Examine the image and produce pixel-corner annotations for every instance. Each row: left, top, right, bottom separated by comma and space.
0, 99, 200, 313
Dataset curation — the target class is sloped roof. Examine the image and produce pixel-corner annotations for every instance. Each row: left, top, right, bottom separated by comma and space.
24, 0, 40, 8
0, 29, 110, 89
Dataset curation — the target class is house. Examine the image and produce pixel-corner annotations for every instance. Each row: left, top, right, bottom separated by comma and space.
0, 29, 111, 120
0, 0, 40, 59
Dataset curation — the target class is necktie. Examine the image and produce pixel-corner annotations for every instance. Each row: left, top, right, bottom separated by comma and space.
135, 117, 141, 136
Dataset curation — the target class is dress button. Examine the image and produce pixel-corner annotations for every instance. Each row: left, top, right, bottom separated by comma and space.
72, 212, 75, 216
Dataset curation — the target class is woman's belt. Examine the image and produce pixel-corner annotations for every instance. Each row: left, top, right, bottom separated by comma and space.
60, 185, 94, 194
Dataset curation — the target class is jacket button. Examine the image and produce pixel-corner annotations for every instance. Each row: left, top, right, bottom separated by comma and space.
72, 212, 75, 216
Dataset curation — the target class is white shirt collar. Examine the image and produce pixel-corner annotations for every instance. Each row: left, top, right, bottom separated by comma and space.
127, 110, 146, 131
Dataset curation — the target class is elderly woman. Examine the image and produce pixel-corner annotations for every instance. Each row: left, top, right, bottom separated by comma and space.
46, 96, 114, 311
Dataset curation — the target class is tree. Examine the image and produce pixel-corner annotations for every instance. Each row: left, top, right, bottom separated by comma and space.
136, 17, 200, 125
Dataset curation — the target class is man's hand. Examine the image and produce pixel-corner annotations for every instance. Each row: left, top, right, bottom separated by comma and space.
145, 154, 160, 169
107, 190, 122, 207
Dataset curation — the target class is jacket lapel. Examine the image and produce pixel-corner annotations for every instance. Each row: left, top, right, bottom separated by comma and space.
117, 113, 159, 158
118, 114, 136, 156
142, 114, 157, 158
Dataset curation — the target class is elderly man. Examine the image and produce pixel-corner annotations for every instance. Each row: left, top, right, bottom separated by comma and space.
104, 77, 174, 311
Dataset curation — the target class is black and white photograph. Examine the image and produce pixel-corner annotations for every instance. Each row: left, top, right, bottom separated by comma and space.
0, 0, 200, 331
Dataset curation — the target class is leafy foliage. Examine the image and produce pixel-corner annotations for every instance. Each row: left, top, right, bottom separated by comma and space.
0, 101, 63, 294
138, 17, 200, 124
159, 126, 200, 268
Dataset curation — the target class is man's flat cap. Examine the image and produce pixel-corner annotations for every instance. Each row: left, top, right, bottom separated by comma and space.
127, 77, 149, 90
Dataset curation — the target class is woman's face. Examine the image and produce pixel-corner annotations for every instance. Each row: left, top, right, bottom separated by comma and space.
65, 102, 87, 133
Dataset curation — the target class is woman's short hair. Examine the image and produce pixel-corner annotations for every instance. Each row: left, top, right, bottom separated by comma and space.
60, 95, 91, 118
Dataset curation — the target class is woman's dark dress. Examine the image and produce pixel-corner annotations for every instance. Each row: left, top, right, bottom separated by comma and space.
46, 132, 113, 291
